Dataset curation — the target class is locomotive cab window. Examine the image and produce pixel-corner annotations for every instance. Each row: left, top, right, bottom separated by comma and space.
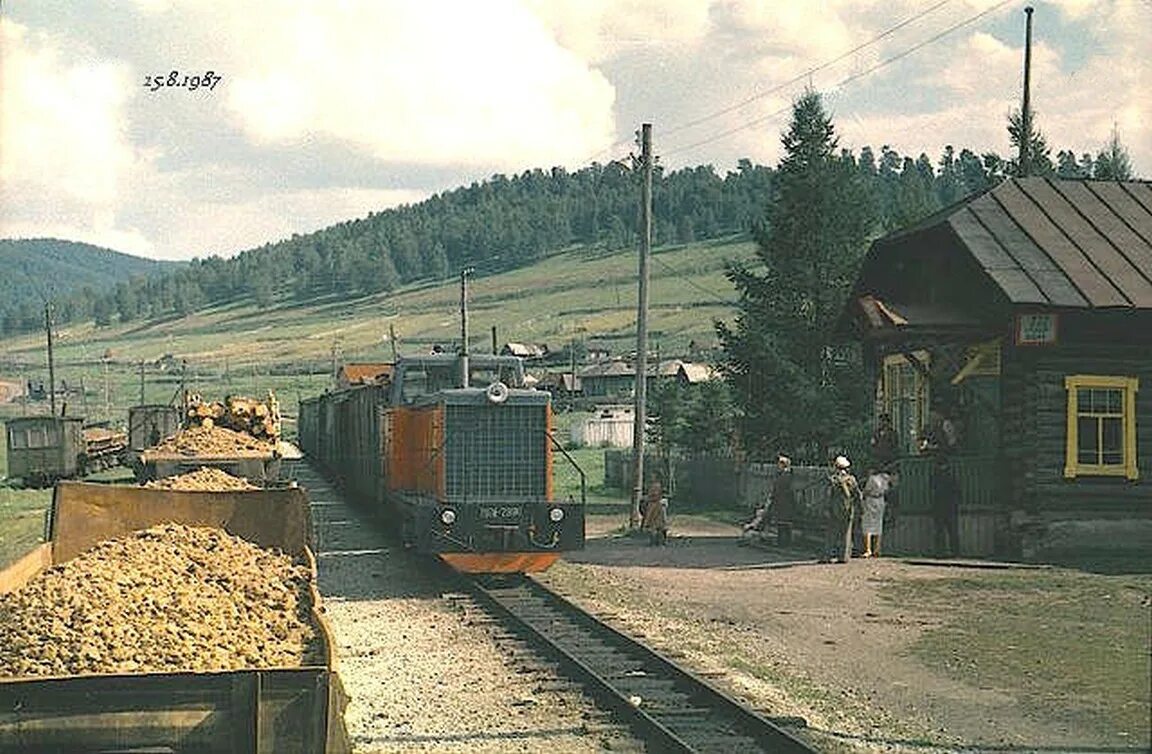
9, 428, 28, 449
1064, 375, 1138, 480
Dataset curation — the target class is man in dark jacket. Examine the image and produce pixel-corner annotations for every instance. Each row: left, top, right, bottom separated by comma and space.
769, 455, 796, 546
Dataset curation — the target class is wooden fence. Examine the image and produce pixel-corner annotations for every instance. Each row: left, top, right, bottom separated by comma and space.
604, 451, 1006, 557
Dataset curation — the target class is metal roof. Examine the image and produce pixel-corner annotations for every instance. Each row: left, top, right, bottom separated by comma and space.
943, 178, 1152, 308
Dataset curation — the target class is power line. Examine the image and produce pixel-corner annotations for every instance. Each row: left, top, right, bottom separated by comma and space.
663, 0, 1015, 160
663, 0, 959, 139
649, 250, 737, 308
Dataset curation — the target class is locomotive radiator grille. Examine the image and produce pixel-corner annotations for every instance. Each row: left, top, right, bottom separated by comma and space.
444, 404, 547, 500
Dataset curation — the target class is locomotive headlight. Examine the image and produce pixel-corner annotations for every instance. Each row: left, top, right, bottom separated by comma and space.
440, 509, 457, 526
549, 507, 565, 523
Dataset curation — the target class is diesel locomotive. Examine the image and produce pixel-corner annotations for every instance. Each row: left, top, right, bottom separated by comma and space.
298, 353, 585, 573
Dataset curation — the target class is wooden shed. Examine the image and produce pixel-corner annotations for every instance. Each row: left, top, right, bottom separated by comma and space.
839, 177, 1152, 559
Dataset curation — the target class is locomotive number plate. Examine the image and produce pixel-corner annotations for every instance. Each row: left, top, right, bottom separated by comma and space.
478, 505, 522, 520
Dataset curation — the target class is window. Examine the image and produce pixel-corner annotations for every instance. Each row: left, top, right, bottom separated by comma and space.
1064, 375, 1138, 480
882, 351, 931, 454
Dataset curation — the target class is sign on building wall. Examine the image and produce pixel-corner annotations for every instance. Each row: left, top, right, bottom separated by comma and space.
1014, 313, 1058, 346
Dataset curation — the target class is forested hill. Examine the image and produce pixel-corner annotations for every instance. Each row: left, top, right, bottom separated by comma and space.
0, 239, 176, 332
0, 140, 1128, 340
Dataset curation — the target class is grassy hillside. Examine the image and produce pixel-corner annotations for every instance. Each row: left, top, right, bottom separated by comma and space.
0, 236, 757, 424
0, 238, 175, 303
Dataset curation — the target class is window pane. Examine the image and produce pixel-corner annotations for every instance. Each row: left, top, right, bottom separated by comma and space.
1101, 417, 1123, 465
1077, 417, 1098, 464
1077, 388, 1092, 412
1105, 389, 1122, 414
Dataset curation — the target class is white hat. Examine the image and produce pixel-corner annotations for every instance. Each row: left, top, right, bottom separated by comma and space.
834, 455, 851, 469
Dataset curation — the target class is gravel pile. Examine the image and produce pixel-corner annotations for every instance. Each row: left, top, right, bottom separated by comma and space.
0, 523, 319, 678
144, 466, 259, 491
152, 425, 274, 456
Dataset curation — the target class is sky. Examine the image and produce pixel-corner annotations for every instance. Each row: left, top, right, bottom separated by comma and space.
1, 0, 1148, 262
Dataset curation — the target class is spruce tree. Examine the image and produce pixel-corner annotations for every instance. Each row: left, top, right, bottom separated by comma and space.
716, 89, 873, 461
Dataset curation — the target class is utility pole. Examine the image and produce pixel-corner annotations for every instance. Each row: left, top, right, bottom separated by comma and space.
102, 357, 110, 419
45, 302, 56, 417
630, 123, 653, 529
460, 267, 473, 388
139, 360, 145, 405
1019, 6, 1034, 177
388, 323, 399, 361
491, 325, 498, 355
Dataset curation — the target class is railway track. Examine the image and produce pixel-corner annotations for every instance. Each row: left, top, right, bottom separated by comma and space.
465, 575, 820, 754
296, 458, 818, 752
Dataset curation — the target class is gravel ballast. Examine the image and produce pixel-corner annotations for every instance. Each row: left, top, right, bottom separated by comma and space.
302, 469, 640, 753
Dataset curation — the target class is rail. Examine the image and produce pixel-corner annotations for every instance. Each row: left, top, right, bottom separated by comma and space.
467, 575, 819, 754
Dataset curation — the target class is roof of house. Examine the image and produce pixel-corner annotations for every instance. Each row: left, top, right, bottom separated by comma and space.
878, 178, 1152, 309
501, 342, 547, 358
338, 363, 393, 385
678, 362, 719, 383
579, 360, 635, 378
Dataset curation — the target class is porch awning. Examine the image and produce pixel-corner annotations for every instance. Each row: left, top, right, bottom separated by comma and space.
849, 295, 992, 344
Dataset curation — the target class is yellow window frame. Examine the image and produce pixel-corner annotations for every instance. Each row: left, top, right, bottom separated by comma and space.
882, 351, 930, 453
1064, 375, 1139, 480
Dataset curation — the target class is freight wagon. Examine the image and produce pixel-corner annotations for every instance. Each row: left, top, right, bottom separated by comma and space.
0, 480, 349, 753
300, 353, 585, 573
4, 416, 127, 487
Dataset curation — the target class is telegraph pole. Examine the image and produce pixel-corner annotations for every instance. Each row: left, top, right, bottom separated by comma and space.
460, 267, 473, 388
630, 123, 653, 529
1019, 6, 1034, 177
139, 360, 146, 405
45, 303, 56, 416
388, 323, 399, 360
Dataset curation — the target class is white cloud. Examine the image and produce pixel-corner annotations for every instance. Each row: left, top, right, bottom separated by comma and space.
0, 19, 155, 254
217, 0, 617, 169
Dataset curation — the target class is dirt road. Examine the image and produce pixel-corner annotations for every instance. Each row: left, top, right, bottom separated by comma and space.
539, 514, 1151, 753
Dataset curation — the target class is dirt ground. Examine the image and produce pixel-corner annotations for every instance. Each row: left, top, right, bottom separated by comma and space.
538, 513, 1152, 753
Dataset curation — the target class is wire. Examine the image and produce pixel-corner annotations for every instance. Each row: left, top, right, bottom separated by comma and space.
663, 0, 959, 138
649, 251, 737, 307
663, 0, 1015, 159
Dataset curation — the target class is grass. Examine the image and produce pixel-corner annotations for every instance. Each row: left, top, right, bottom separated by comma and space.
1, 236, 756, 435
0, 487, 52, 571
882, 569, 1152, 742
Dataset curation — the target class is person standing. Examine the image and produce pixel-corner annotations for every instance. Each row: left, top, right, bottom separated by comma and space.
822, 455, 861, 564
642, 473, 669, 546
871, 412, 898, 469
769, 455, 796, 547
920, 407, 960, 557
860, 466, 893, 557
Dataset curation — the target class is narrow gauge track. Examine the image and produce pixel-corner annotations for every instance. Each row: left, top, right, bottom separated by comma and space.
466, 576, 820, 754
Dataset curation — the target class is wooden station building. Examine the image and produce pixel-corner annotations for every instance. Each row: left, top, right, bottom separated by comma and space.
839, 177, 1152, 558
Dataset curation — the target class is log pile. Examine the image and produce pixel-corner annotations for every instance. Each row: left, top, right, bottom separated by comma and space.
0, 523, 319, 677
185, 393, 281, 443
144, 466, 259, 491
151, 425, 274, 456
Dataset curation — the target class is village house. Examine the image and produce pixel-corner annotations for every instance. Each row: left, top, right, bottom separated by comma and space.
839, 177, 1152, 558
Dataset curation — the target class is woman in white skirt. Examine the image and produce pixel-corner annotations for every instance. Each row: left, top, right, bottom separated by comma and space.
861, 466, 893, 557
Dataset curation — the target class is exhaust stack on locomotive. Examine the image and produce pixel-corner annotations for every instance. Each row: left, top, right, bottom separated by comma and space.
299, 354, 585, 573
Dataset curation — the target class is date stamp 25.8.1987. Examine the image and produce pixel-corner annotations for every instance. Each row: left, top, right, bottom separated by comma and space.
144, 70, 222, 92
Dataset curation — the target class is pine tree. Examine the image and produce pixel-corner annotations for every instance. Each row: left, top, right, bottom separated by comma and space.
1007, 108, 1054, 177
716, 89, 874, 460
1093, 125, 1134, 180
